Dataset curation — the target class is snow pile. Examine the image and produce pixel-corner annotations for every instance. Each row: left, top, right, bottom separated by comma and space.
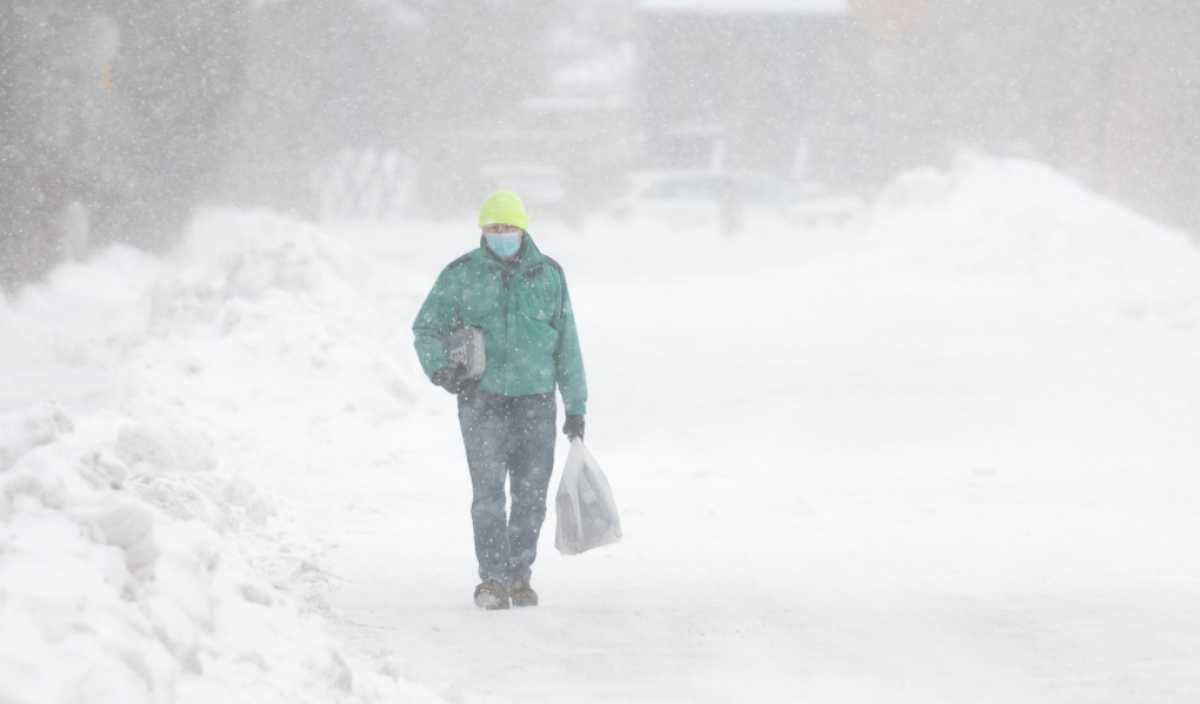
0, 212, 440, 703
0, 245, 159, 364
867, 156, 1200, 296
143, 210, 417, 419
0, 246, 161, 414
0, 405, 331, 703
129, 211, 423, 518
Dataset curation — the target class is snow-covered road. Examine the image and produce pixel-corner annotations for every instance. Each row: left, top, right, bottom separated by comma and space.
4, 157, 1200, 703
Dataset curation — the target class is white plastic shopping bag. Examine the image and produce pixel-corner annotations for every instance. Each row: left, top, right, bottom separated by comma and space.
554, 439, 622, 555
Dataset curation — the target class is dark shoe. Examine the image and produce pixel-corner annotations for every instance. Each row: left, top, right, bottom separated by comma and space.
510, 582, 538, 608
474, 581, 510, 610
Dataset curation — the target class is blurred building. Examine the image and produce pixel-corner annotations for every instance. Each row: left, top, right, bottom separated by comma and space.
635, 0, 854, 180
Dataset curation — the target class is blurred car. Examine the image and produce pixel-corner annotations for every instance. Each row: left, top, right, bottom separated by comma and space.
604, 169, 862, 231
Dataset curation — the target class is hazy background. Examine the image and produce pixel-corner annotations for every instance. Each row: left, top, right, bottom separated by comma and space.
2, 0, 1198, 286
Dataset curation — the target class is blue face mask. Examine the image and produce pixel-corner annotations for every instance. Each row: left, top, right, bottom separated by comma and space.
484, 231, 522, 259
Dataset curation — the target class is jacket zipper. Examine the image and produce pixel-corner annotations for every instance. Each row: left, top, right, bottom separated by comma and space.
501, 267, 513, 395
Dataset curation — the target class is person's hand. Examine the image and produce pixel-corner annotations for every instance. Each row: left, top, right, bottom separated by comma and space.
431, 365, 467, 394
563, 415, 585, 441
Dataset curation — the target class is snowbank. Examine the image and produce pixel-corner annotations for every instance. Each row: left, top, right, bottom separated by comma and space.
0, 212, 439, 704
0, 246, 161, 415
728, 155, 1200, 341
865, 156, 1200, 301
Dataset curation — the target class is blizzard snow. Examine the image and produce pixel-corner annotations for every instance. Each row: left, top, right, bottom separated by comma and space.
3, 156, 1200, 702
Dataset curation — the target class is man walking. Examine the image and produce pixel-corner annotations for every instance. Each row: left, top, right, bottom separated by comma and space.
413, 191, 588, 610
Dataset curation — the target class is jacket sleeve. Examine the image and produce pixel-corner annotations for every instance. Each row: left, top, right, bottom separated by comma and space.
553, 272, 588, 417
412, 267, 460, 380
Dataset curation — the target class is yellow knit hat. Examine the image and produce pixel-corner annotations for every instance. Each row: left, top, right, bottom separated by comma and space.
478, 190, 529, 231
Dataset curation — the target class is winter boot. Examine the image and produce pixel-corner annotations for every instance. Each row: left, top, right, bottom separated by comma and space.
510, 581, 538, 608
474, 581, 510, 610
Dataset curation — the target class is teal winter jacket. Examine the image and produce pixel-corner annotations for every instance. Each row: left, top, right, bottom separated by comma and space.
412, 234, 587, 416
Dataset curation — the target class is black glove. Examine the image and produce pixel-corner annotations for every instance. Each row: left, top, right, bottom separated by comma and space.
563, 415, 585, 441
431, 365, 468, 394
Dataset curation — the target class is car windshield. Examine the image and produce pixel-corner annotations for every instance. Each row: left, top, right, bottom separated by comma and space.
734, 175, 792, 204
640, 176, 725, 200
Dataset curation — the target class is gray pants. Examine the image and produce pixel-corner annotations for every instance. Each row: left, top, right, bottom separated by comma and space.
457, 389, 557, 587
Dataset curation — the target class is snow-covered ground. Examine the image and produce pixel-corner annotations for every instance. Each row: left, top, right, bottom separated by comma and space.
3, 156, 1199, 703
